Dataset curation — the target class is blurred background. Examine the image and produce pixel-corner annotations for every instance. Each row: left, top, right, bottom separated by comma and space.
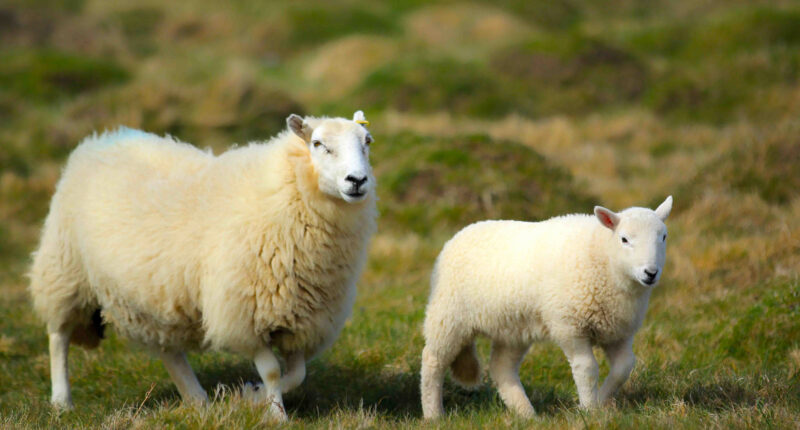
1, 0, 799, 427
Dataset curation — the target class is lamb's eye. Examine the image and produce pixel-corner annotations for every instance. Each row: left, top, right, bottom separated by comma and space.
312, 140, 322, 148
662, 234, 667, 242
621, 236, 629, 244
365, 135, 373, 145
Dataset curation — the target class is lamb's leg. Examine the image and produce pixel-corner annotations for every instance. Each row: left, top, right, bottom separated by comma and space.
420, 330, 471, 420
559, 337, 599, 409
599, 337, 635, 404
420, 344, 448, 419
489, 342, 535, 418
49, 328, 73, 409
159, 350, 208, 404
254, 347, 289, 422
280, 351, 306, 393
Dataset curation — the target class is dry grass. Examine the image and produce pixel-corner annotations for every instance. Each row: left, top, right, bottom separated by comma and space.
1, 0, 798, 427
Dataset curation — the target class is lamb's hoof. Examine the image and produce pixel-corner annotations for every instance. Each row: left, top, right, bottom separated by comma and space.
517, 409, 537, 420
266, 401, 289, 423
578, 401, 600, 410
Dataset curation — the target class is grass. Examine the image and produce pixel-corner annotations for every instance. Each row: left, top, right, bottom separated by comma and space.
1, 0, 799, 427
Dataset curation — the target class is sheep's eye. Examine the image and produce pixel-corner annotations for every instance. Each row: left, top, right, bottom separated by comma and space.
662, 234, 667, 242
621, 236, 629, 244
365, 135, 373, 145
312, 140, 322, 148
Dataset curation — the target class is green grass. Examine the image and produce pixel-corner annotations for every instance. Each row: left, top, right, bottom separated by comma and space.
1, 0, 799, 427
372, 133, 596, 234
0, 50, 129, 103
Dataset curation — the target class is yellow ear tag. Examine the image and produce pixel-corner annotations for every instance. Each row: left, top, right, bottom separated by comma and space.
355, 119, 370, 127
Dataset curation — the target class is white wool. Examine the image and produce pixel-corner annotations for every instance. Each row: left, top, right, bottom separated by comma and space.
420, 197, 672, 419
29, 118, 377, 359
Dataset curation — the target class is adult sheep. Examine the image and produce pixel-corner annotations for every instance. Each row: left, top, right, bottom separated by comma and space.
420, 197, 673, 419
29, 112, 378, 421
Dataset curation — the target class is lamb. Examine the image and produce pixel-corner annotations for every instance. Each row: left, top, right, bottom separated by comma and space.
420, 197, 673, 419
28, 111, 378, 421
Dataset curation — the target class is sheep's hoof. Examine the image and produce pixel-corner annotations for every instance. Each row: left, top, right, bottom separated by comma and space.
51, 398, 74, 412
266, 401, 289, 423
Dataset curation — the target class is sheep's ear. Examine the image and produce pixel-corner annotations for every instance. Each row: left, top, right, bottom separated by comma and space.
655, 195, 673, 221
287, 114, 312, 142
594, 206, 620, 230
353, 110, 369, 127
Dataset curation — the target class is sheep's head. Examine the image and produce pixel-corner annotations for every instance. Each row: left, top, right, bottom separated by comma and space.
287, 111, 374, 203
594, 196, 672, 288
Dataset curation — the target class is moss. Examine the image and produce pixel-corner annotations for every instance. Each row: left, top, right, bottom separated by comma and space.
0, 49, 129, 102
372, 133, 597, 234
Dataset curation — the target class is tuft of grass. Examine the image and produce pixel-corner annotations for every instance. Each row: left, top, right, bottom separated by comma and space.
0, 49, 129, 103
682, 7, 800, 58
491, 34, 648, 115
347, 57, 528, 118
486, 0, 582, 30
108, 7, 164, 56
371, 133, 597, 235
679, 123, 800, 206
286, 4, 400, 48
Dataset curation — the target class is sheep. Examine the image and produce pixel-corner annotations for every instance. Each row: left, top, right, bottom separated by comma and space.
420, 197, 673, 419
28, 111, 377, 421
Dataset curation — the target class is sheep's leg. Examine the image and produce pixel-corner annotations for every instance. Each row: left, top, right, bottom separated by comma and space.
254, 347, 289, 421
159, 350, 208, 404
489, 342, 535, 418
599, 337, 635, 404
280, 351, 306, 393
49, 328, 73, 409
559, 337, 599, 409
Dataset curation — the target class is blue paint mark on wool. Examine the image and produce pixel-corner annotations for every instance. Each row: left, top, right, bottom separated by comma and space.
112, 126, 153, 141
96, 126, 156, 144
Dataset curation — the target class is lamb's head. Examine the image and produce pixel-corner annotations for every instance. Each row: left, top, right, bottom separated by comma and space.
287, 111, 374, 203
594, 196, 673, 288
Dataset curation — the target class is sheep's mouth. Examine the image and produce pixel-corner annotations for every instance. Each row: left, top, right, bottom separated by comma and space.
341, 190, 367, 202
639, 277, 657, 287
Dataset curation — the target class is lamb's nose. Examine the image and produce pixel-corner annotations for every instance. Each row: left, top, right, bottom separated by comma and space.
644, 268, 659, 278
345, 175, 368, 188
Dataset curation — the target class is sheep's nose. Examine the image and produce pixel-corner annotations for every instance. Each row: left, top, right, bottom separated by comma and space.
644, 268, 659, 279
345, 175, 368, 188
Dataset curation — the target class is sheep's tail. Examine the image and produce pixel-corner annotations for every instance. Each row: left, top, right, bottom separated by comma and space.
69, 308, 106, 349
450, 341, 481, 388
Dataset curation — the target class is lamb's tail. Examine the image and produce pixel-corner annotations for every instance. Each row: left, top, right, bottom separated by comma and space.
450, 341, 481, 388
69, 308, 106, 349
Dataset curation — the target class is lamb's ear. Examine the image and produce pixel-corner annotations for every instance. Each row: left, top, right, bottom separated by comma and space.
655, 195, 673, 221
594, 206, 620, 230
353, 110, 369, 127
287, 114, 312, 142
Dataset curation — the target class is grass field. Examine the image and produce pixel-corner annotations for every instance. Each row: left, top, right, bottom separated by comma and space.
1, 0, 799, 428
